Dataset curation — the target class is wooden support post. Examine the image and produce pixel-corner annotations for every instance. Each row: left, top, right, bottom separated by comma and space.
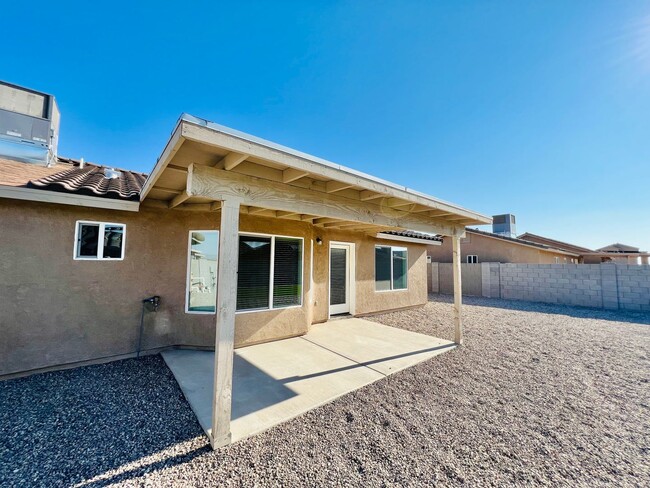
210, 199, 240, 449
452, 234, 463, 344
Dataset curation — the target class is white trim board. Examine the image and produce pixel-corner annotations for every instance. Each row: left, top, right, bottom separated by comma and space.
0, 185, 140, 212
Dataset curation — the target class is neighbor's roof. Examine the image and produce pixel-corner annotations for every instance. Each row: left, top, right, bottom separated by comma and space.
465, 228, 580, 256
516, 232, 593, 254
0, 157, 146, 201
596, 243, 641, 253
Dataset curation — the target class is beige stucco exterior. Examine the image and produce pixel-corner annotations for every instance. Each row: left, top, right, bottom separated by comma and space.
427, 230, 578, 264
0, 198, 427, 378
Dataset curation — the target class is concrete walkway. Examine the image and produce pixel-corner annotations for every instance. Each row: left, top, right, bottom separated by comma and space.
162, 317, 455, 443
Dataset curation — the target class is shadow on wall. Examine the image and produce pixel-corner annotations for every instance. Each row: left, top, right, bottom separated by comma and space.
430, 294, 650, 326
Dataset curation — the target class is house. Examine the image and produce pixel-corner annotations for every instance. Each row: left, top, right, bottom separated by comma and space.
427, 212, 650, 265
0, 82, 490, 448
519, 234, 650, 265
427, 216, 580, 264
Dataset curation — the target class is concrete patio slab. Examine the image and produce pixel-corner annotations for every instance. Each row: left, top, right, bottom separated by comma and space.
304, 317, 455, 376
162, 317, 455, 443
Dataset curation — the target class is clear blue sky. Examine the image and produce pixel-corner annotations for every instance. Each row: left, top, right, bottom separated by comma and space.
3, 1, 649, 250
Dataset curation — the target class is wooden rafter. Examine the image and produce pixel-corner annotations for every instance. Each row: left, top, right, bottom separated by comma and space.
169, 190, 191, 208
282, 168, 309, 183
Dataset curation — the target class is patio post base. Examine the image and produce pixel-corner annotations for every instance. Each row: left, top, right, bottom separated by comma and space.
210, 431, 232, 450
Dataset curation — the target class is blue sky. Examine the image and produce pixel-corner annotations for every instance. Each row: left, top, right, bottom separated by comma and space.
3, 1, 649, 250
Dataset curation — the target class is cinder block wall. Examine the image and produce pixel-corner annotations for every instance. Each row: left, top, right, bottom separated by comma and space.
428, 262, 650, 311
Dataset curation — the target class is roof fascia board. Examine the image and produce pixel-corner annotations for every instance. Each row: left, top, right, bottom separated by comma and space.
375, 233, 442, 246
0, 185, 139, 212
140, 117, 185, 200
179, 115, 491, 225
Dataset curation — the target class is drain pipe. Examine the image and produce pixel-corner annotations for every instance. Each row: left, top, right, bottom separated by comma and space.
137, 296, 160, 358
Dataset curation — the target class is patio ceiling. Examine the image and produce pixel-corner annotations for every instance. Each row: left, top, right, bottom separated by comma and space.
140, 114, 491, 236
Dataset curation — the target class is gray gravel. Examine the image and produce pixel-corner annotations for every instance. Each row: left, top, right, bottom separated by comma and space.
1, 295, 649, 487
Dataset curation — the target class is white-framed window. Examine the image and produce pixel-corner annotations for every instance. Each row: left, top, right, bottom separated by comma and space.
466, 255, 478, 264
184, 231, 304, 314
375, 245, 408, 291
237, 233, 303, 312
555, 257, 560, 264
74, 221, 126, 260
186, 230, 219, 314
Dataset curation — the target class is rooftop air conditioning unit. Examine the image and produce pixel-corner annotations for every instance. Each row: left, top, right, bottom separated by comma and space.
0, 81, 60, 166
492, 214, 516, 238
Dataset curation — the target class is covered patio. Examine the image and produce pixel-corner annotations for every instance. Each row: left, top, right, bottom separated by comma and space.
162, 318, 455, 443
141, 114, 490, 448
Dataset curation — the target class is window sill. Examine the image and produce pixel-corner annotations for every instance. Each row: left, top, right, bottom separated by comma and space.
74, 257, 125, 261
184, 304, 304, 316
236, 304, 303, 315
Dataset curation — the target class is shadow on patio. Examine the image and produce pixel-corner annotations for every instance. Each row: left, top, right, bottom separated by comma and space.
162, 317, 455, 444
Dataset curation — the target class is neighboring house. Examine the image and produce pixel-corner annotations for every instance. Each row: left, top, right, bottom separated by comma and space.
427, 211, 650, 265
427, 219, 580, 265
519, 233, 650, 265
0, 82, 489, 448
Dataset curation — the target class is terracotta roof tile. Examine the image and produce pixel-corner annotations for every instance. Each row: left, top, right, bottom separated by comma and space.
29, 160, 146, 201
0, 156, 147, 201
0, 157, 73, 187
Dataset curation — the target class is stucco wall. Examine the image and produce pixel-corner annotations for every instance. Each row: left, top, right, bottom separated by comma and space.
311, 228, 428, 323
427, 232, 573, 264
0, 198, 428, 377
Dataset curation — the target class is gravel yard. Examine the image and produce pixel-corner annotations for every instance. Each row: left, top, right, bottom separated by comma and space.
1, 295, 649, 487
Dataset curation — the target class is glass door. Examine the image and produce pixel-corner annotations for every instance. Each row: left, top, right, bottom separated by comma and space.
329, 244, 351, 315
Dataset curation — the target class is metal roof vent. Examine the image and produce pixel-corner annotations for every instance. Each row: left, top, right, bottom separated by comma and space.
103, 168, 122, 179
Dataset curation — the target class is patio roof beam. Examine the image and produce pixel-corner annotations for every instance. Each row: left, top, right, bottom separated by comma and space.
187, 164, 465, 236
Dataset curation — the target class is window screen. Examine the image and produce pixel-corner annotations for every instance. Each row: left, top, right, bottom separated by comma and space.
375, 245, 408, 291
237, 235, 272, 311
392, 249, 408, 290
273, 237, 302, 308
375, 246, 392, 291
